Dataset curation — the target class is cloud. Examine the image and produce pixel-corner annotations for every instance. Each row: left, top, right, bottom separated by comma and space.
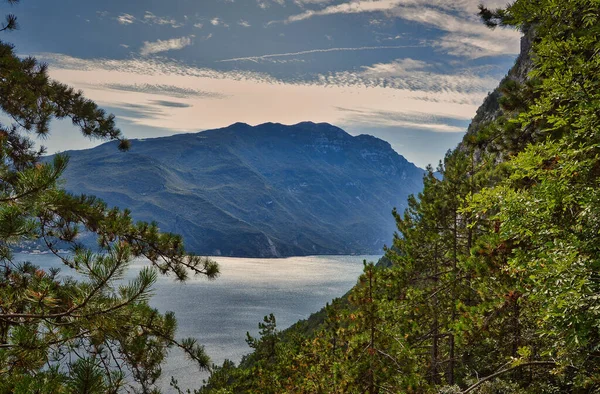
257, 0, 286, 7
139, 35, 194, 56
115, 11, 185, 28
286, 0, 397, 22
336, 107, 467, 132
143, 11, 184, 28
294, 0, 336, 4
38, 53, 502, 167
210, 17, 229, 27
388, 6, 519, 57
325, 57, 501, 97
238, 20, 251, 27
112, 102, 163, 120
150, 100, 193, 108
117, 13, 136, 24
286, 0, 510, 22
102, 83, 227, 99
217, 44, 424, 62
280, 0, 521, 58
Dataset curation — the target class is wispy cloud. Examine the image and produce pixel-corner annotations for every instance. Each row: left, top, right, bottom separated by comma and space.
150, 100, 192, 108
143, 11, 184, 28
285, 0, 510, 22
35, 52, 507, 167
293, 0, 336, 4
217, 44, 424, 62
336, 106, 468, 131
139, 35, 194, 56
325, 57, 500, 97
115, 11, 185, 28
285, 0, 398, 22
257, 0, 286, 8
102, 83, 227, 99
117, 13, 136, 24
40, 53, 491, 136
210, 17, 229, 27
280, 0, 521, 58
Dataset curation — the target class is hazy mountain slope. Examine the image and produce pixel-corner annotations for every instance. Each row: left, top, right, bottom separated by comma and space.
55, 122, 424, 257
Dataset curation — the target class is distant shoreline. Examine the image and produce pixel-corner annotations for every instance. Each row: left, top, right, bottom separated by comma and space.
13, 248, 383, 260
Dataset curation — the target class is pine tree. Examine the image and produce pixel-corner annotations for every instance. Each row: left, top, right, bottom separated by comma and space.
180, 0, 600, 392
0, 2, 219, 392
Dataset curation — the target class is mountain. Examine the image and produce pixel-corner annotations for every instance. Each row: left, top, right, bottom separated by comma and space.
53, 122, 424, 257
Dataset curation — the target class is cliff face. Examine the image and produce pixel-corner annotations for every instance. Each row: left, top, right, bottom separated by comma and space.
51, 122, 424, 257
463, 29, 534, 146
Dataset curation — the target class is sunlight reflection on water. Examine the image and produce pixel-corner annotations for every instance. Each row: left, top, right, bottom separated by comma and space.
16, 253, 380, 391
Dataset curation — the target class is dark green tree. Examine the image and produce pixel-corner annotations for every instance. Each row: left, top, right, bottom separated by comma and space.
245, 314, 278, 364
185, 0, 600, 392
0, 2, 219, 392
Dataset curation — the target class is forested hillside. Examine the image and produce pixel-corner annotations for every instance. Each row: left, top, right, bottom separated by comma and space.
196, 1, 600, 392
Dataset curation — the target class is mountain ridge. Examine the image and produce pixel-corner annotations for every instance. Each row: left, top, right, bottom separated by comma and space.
51, 121, 424, 257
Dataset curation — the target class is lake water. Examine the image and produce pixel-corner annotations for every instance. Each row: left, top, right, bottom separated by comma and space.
16, 252, 380, 391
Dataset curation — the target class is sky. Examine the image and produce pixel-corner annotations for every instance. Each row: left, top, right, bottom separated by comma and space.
6, 0, 521, 168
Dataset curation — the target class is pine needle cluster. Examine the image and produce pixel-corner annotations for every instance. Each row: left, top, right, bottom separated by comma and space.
0, 2, 219, 392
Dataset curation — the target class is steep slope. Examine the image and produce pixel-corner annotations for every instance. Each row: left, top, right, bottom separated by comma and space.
54, 122, 424, 257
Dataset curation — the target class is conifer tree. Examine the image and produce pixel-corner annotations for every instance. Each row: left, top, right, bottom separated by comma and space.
0, 1, 219, 392
189, 0, 600, 392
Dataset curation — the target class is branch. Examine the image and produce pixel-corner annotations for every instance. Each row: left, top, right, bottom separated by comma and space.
139, 323, 211, 372
0, 175, 59, 202
460, 361, 556, 394
0, 329, 91, 349
0, 268, 148, 321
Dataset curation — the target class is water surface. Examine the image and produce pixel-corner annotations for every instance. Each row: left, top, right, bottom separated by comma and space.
17, 253, 379, 391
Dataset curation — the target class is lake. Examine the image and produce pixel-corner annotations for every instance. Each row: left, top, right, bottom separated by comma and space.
16, 252, 380, 391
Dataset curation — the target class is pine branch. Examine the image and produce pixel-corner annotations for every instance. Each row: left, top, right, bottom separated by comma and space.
0, 329, 92, 351
0, 267, 149, 321
0, 14, 18, 32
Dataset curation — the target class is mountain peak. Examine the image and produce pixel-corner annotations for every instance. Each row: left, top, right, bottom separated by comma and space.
51, 122, 424, 257
229, 122, 252, 128
207, 121, 353, 142
224, 121, 343, 132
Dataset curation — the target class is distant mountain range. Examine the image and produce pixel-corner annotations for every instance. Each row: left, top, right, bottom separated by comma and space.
52, 122, 424, 257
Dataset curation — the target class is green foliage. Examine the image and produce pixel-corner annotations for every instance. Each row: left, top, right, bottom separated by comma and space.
0, 2, 219, 392
200, 0, 600, 392
246, 314, 278, 363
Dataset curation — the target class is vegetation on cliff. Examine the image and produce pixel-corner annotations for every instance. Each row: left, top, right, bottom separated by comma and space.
198, 0, 600, 392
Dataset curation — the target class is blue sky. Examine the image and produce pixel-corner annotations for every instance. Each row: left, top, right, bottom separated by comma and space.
7, 0, 520, 167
